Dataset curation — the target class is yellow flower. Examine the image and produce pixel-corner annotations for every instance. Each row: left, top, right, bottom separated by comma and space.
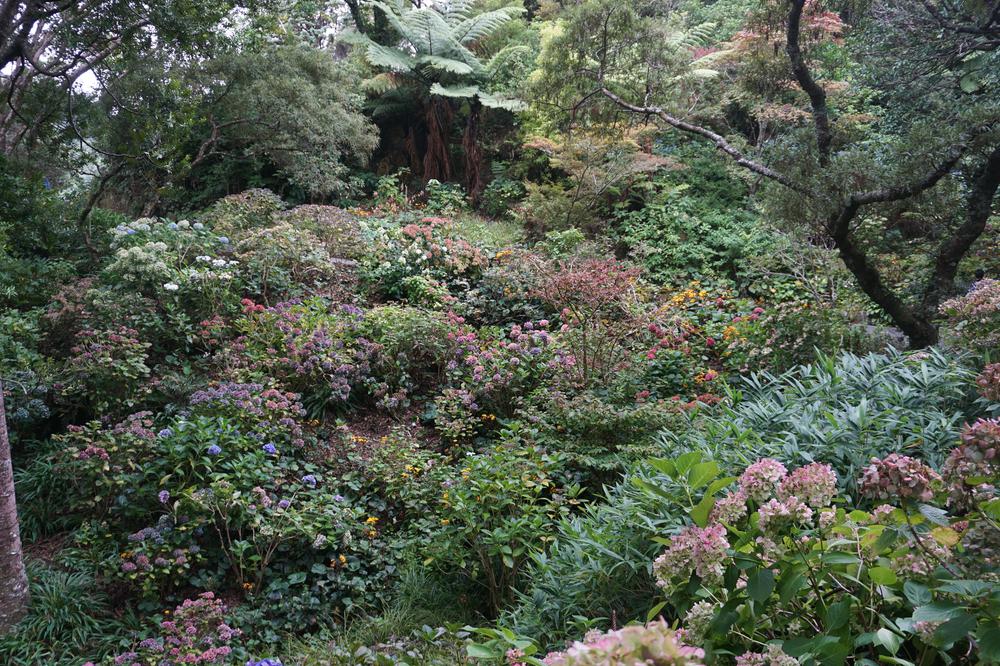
242, 582, 253, 590
441, 518, 450, 525
339, 554, 347, 566
365, 516, 379, 525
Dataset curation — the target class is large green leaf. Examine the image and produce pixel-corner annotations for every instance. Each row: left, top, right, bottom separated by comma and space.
477, 91, 527, 111
430, 82, 479, 98
365, 42, 416, 72
418, 55, 475, 74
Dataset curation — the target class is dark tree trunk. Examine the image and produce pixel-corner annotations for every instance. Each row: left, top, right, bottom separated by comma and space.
423, 97, 453, 182
463, 99, 485, 205
0, 380, 30, 633
923, 145, 1000, 315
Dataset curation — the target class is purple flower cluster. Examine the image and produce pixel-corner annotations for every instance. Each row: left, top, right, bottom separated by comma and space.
190, 382, 307, 446
120, 592, 242, 664
233, 299, 374, 403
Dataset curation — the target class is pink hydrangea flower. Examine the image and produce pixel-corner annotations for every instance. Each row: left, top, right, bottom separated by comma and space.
778, 463, 837, 508
859, 454, 941, 503
654, 523, 730, 588
739, 459, 788, 502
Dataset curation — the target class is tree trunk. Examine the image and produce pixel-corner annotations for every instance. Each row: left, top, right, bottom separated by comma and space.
0, 380, 30, 633
463, 99, 485, 205
423, 97, 453, 183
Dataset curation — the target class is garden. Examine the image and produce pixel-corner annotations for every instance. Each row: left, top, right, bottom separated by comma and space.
1, 1, 999, 665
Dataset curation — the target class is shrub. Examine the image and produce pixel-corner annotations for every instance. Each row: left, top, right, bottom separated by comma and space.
226, 298, 375, 412
196, 188, 284, 235
940, 278, 1000, 354
644, 432, 1000, 665
424, 445, 574, 617
533, 258, 642, 386
657, 349, 984, 492
106, 592, 242, 665
479, 177, 525, 219
59, 326, 151, 418
362, 305, 452, 409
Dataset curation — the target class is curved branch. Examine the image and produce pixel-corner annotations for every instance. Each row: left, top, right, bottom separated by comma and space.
599, 87, 805, 193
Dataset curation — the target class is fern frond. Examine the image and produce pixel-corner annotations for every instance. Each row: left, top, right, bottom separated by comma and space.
430, 82, 480, 98
452, 7, 524, 45
365, 41, 417, 71
418, 54, 476, 74
477, 91, 527, 111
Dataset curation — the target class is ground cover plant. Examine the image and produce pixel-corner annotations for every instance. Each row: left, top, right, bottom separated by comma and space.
1, 0, 999, 664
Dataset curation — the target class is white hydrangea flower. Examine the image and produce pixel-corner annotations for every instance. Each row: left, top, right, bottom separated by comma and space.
163, 282, 180, 291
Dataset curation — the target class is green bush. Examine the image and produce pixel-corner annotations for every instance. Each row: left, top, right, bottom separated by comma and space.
658, 349, 986, 491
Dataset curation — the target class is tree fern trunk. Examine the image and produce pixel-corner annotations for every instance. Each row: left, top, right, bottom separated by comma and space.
423, 97, 453, 183
0, 380, 29, 633
463, 99, 485, 205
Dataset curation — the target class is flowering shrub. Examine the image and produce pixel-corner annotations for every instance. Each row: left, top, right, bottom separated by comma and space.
108, 592, 241, 665
361, 305, 452, 410
188, 382, 309, 448
940, 278, 1000, 353
433, 315, 572, 443
643, 431, 1000, 664
533, 258, 641, 386
60, 326, 151, 417
227, 298, 374, 410
234, 222, 357, 301
360, 213, 488, 300
104, 217, 240, 314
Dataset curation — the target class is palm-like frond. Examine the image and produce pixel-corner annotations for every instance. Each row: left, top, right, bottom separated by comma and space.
418, 54, 475, 75
366, 41, 417, 71
452, 6, 524, 45
430, 82, 480, 98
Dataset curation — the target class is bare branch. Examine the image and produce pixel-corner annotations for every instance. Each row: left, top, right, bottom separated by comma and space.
599, 87, 805, 192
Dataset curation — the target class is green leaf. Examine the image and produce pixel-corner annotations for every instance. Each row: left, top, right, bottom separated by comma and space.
913, 601, 963, 623
868, 566, 897, 585
690, 494, 715, 527
934, 613, 976, 646
646, 600, 668, 622
687, 461, 720, 490
876, 628, 902, 655
825, 598, 852, 631
747, 568, 775, 603
466, 643, 499, 658
978, 625, 1000, 662
903, 581, 931, 606
778, 568, 806, 603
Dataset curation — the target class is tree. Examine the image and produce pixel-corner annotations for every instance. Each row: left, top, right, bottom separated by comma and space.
91, 44, 379, 214
0, 0, 238, 158
0, 380, 29, 633
354, 0, 528, 199
542, 0, 1000, 346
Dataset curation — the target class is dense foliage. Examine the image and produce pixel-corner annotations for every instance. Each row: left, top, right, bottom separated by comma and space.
1, 0, 998, 664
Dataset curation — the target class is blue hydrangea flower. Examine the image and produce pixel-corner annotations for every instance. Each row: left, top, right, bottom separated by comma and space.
246, 660, 284, 666
277, 499, 291, 509
333, 494, 345, 502
158, 428, 173, 439
218, 236, 230, 244
158, 490, 170, 504
207, 444, 223, 456
262, 443, 278, 456
301, 474, 317, 488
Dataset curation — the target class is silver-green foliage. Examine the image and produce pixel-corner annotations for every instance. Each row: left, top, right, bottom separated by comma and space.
658, 348, 988, 487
